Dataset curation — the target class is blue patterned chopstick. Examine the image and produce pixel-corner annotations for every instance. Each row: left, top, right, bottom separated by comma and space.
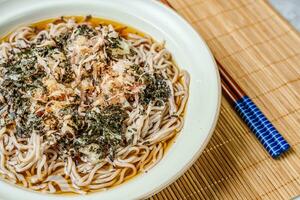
218, 61, 290, 158
235, 96, 290, 158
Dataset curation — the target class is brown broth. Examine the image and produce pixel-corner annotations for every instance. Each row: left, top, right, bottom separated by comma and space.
1, 16, 146, 42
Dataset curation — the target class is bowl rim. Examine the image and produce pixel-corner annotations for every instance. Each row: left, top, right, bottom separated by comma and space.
0, 0, 221, 199
140, 2, 221, 199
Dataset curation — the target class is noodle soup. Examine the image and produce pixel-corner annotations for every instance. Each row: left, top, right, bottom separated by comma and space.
0, 16, 189, 194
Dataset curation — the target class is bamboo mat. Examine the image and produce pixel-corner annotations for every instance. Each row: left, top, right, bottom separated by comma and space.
150, 0, 300, 199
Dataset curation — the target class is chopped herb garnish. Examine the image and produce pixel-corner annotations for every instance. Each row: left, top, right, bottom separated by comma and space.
74, 24, 97, 38
73, 105, 129, 160
139, 73, 171, 105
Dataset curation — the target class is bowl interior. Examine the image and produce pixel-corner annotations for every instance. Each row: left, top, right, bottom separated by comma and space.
0, 0, 220, 199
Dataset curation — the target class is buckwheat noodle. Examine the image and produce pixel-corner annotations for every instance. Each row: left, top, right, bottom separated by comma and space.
0, 17, 189, 194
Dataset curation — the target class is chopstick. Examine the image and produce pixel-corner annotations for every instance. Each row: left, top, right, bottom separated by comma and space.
217, 60, 290, 158
160, 0, 290, 158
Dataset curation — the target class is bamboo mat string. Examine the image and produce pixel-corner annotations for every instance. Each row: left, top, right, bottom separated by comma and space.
150, 0, 300, 199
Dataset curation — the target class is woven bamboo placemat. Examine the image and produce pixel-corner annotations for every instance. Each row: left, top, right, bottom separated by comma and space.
150, 0, 300, 199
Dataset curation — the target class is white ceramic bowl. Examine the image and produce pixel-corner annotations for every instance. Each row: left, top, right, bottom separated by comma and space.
0, 0, 221, 199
